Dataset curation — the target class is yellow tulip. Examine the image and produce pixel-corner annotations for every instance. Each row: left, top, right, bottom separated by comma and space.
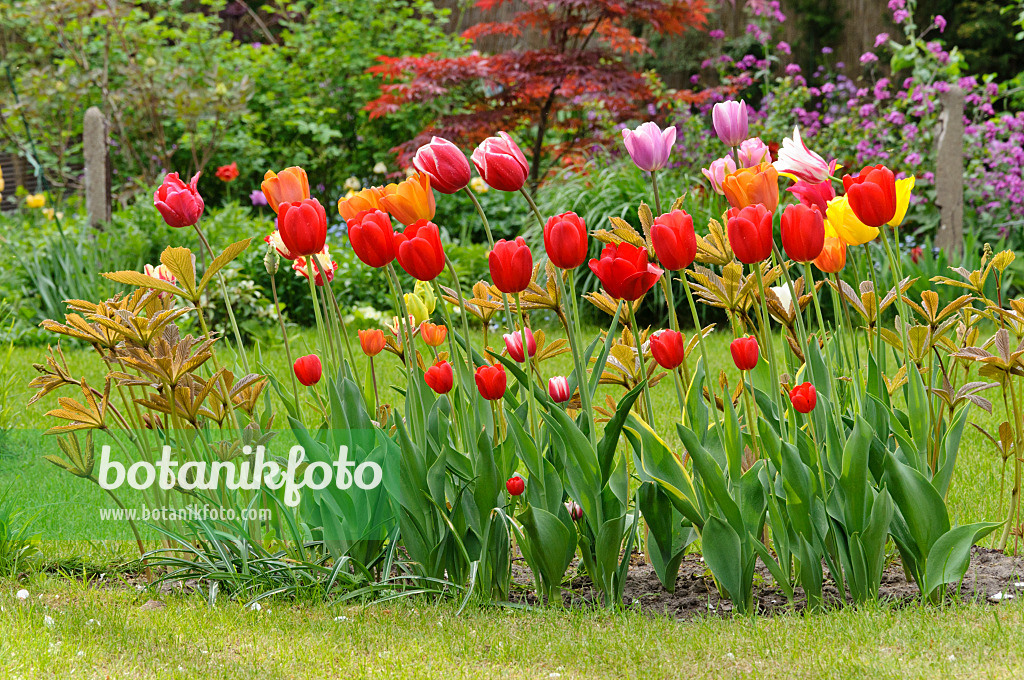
337, 186, 384, 222
0, 165, 4, 193
888, 176, 915, 227
826, 195, 877, 247
26, 193, 46, 209
261, 167, 310, 214
404, 292, 430, 326
414, 280, 437, 315
380, 172, 435, 226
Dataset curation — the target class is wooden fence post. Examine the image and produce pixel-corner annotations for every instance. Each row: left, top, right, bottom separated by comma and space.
934, 86, 964, 258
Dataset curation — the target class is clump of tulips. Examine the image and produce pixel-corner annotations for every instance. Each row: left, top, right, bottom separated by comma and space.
33, 99, 1014, 612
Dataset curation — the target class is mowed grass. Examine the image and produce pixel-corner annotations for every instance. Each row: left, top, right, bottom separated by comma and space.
0, 321, 1020, 679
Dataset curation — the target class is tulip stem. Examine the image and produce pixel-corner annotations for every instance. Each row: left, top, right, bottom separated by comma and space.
517, 293, 540, 439
651, 170, 663, 216
753, 264, 785, 423
384, 264, 416, 374
862, 244, 886, 389
740, 370, 762, 461
660, 275, 687, 413
445, 257, 476, 377
680, 271, 723, 427
563, 269, 597, 447
304, 256, 329, 357
771, 244, 810, 357
193, 222, 250, 374
628, 311, 656, 427
465, 186, 496, 249
270, 271, 299, 403
313, 255, 361, 386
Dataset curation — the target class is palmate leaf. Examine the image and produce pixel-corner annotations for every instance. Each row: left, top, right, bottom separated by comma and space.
160, 246, 198, 296
101, 270, 188, 300
198, 238, 252, 292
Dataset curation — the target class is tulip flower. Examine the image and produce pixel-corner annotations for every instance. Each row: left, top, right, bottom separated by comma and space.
413, 137, 471, 194
843, 165, 897, 227
588, 242, 663, 301
359, 329, 386, 357
726, 204, 774, 264
424, 359, 454, 394
544, 211, 589, 269
215, 162, 239, 183
337, 186, 384, 221
404, 292, 430, 326
489, 237, 533, 294
504, 328, 537, 363
780, 203, 825, 263
278, 198, 328, 257
712, 100, 748, 147
418, 322, 445, 347
469, 176, 489, 194
910, 246, 924, 264
566, 500, 584, 521
475, 364, 507, 401
346, 209, 395, 268
293, 354, 323, 387
471, 132, 530, 192
154, 173, 205, 228
702, 156, 737, 195
789, 382, 817, 413
264, 230, 298, 261
826, 195, 877, 247
393, 220, 446, 281
650, 209, 697, 270
261, 167, 310, 213
722, 164, 779, 213
814, 231, 847, 274
291, 246, 337, 286
888, 176, 915, 227
143, 263, 176, 286
548, 376, 571, 403
25, 193, 46, 209
730, 336, 759, 371
774, 127, 831, 183
650, 329, 686, 370
0, 165, 4, 193
787, 179, 835, 215
737, 137, 771, 168
250, 190, 269, 207
506, 475, 525, 496
621, 122, 676, 172
380, 172, 436, 226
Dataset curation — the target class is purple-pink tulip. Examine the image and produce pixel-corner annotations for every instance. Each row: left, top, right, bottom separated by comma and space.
702, 156, 737, 195
621, 122, 675, 172
712, 100, 748, 147
154, 172, 205, 228
737, 137, 771, 168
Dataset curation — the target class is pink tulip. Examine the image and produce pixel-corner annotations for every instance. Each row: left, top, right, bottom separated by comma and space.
471, 132, 530, 192
621, 122, 676, 172
702, 156, 737, 195
737, 137, 771, 168
774, 127, 832, 183
504, 328, 537, 363
548, 376, 571, 403
154, 172, 205, 228
788, 179, 835, 215
712, 100, 748, 147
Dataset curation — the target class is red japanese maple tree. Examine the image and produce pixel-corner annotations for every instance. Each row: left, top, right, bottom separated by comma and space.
366, 0, 708, 188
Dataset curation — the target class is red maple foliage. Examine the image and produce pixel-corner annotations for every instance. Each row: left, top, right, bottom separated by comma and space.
366, 0, 709, 188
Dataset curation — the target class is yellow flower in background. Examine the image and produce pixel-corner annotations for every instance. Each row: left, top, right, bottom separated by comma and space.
826, 195, 877, 247
469, 176, 489, 194
344, 176, 362, 192
42, 208, 64, 221
888, 176, 916, 227
373, 161, 388, 175
0, 165, 4, 193
414, 279, 437, 315
26, 193, 46, 209
404, 292, 429, 326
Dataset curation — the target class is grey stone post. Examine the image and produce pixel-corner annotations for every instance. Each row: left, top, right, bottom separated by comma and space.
83, 106, 111, 227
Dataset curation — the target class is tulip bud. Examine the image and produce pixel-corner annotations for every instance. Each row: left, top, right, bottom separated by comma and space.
737, 137, 771, 168
346, 209, 395, 268
726, 204, 774, 264
420, 322, 447, 348
503, 328, 537, 363
261, 167, 310, 214
650, 209, 697, 271
702, 156, 737, 195
730, 336, 759, 371
722, 164, 779, 213
404, 293, 430, 327
424, 359, 454, 394
475, 364, 507, 401
621, 122, 676, 172
506, 475, 525, 496
471, 132, 530, 192
842, 165, 897, 228
359, 329, 386, 357
789, 382, 817, 413
293, 354, 323, 387
489, 237, 534, 294
650, 330, 686, 370
380, 172, 436, 226
414, 280, 437, 315
566, 501, 583, 521
780, 204, 825, 263
814, 235, 847, 274
712, 100, 748, 147
264, 243, 280, 276
543, 211, 589, 270
278, 198, 328, 257
394, 220, 446, 282
588, 242, 663, 301
413, 137, 472, 194
154, 172, 205, 228
548, 376, 571, 403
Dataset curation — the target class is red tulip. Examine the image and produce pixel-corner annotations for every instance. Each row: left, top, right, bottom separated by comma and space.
393, 220, 446, 281
475, 364, 507, 401
650, 329, 686, 370
347, 209, 395, 268
504, 328, 537, 362
278, 198, 328, 258
359, 329, 386, 357
413, 137, 471, 194
420, 322, 447, 347
548, 376, 571, 403
489, 237, 533, 294
215, 162, 239, 183
154, 172, 205, 228
566, 501, 583, 521
842, 165, 897, 227
543, 211, 589, 269
651, 209, 697, 270
910, 246, 923, 264
293, 354, 323, 387
726, 204, 774, 264
730, 336, 759, 371
471, 132, 530, 192
424, 359, 454, 394
780, 203, 825, 263
588, 242, 664, 301
506, 475, 525, 496
789, 382, 817, 413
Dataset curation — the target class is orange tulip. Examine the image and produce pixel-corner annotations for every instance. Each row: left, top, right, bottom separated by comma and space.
722, 163, 779, 213
358, 329, 386, 357
261, 167, 310, 213
814, 235, 847, 274
337, 186, 384, 221
420, 322, 447, 347
379, 172, 435, 226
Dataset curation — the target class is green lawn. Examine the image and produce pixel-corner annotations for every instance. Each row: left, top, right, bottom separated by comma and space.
0, 322, 1020, 678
